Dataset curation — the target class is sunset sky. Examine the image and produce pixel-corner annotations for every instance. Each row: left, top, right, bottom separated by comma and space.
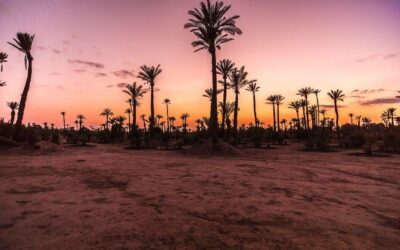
0, 0, 399, 128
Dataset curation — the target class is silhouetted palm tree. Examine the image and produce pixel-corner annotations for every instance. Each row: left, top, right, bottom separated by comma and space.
246, 81, 260, 127
7, 102, 19, 125
180, 113, 190, 132
299, 99, 308, 130
76, 114, 85, 131
8, 32, 35, 140
100, 108, 114, 130
381, 110, 390, 127
60, 111, 66, 132
313, 89, 321, 126
140, 114, 148, 131
297, 87, 313, 130
309, 105, 317, 128
327, 89, 345, 138
169, 116, 176, 129
156, 114, 163, 126
124, 108, 131, 132
289, 100, 301, 129
266, 96, 276, 131
217, 59, 235, 133
281, 119, 287, 131
137, 64, 162, 129
185, 0, 242, 142
229, 66, 255, 144
123, 82, 146, 131
320, 109, 327, 128
356, 115, 362, 128
163, 98, 171, 132
349, 113, 354, 125
387, 108, 397, 126
274, 95, 285, 131
203, 88, 223, 100
0, 52, 7, 72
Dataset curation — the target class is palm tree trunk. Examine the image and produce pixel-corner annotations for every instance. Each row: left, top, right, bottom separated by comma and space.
305, 96, 309, 130
334, 100, 340, 138
210, 47, 218, 143
62, 115, 66, 132
272, 103, 276, 132
150, 83, 155, 129
127, 113, 131, 133
302, 105, 306, 130
10, 111, 15, 125
276, 103, 280, 131
233, 90, 239, 144
166, 104, 169, 132
316, 94, 320, 127
133, 104, 137, 131
252, 93, 258, 127
221, 76, 227, 134
13, 53, 33, 140
296, 110, 300, 130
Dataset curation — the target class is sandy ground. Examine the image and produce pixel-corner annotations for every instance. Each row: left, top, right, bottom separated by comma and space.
0, 143, 399, 249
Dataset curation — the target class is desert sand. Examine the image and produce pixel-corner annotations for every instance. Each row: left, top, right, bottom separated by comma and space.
0, 143, 399, 249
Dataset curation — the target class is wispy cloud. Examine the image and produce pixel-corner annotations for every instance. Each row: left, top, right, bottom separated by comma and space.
52, 49, 61, 54
106, 84, 114, 88
50, 72, 60, 76
112, 69, 135, 79
384, 53, 399, 59
360, 98, 400, 105
355, 53, 398, 63
355, 54, 378, 63
74, 69, 87, 73
68, 59, 104, 69
320, 104, 346, 109
95, 73, 107, 77
351, 88, 385, 95
116, 83, 127, 88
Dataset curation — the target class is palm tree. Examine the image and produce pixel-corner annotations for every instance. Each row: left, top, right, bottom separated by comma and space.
309, 105, 317, 128
163, 98, 171, 132
100, 108, 114, 130
74, 120, 79, 130
7, 102, 19, 125
76, 114, 85, 131
140, 114, 148, 131
274, 95, 285, 131
169, 116, 176, 130
229, 66, 255, 143
0, 52, 8, 72
349, 113, 354, 125
297, 87, 313, 130
156, 114, 163, 126
288, 100, 301, 129
60, 111, 66, 132
313, 89, 321, 127
219, 101, 235, 137
281, 119, 287, 131
185, 0, 242, 142
217, 59, 235, 133
246, 81, 260, 127
203, 88, 223, 100
320, 109, 327, 128
180, 113, 190, 132
299, 99, 308, 130
381, 111, 390, 127
124, 108, 131, 132
123, 82, 147, 131
387, 108, 397, 126
137, 64, 162, 129
356, 115, 362, 128
8, 33, 35, 140
327, 89, 345, 138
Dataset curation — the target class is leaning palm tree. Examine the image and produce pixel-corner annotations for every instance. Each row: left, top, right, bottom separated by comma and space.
274, 95, 285, 131
60, 111, 66, 132
229, 66, 255, 144
137, 64, 162, 129
313, 89, 321, 127
8, 32, 35, 140
7, 102, 19, 125
266, 95, 277, 132
163, 98, 171, 132
297, 87, 313, 130
100, 108, 114, 130
246, 81, 260, 127
185, 0, 242, 142
349, 113, 354, 125
327, 89, 345, 138
288, 100, 301, 129
123, 82, 147, 131
124, 108, 132, 132
0, 52, 8, 72
217, 59, 235, 133
76, 114, 85, 131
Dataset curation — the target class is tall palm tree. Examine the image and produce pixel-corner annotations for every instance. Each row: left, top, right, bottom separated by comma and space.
217, 59, 235, 133
76, 114, 85, 131
349, 113, 354, 125
7, 102, 19, 125
313, 89, 321, 126
327, 89, 345, 138
266, 95, 277, 132
124, 108, 131, 132
8, 33, 35, 140
309, 105, 317, 128
229, 66, 255, 144
246, 81, 260, 127
288, 100, 301, 129
163, 98, 171, 132
274, 95, 285, 131
299, 99, 308, 130
387, 108, 397, 126
60, 111, 66, 132
123, 82, 147, 131
297, 87, 313, 130
0, 52, 8, 72
100, 108, 114, 130
137, 64, 162, 129
185, 0, 242, 142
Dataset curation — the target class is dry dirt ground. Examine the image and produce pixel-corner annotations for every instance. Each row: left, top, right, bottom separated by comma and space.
0, 143, 399, 249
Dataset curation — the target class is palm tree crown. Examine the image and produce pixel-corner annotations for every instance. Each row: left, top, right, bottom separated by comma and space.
137, 65, 162, 86
8, 32, 35, 67
0, 52, 8, 72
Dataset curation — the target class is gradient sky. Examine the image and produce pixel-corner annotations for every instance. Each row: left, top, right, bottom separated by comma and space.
0, 0, 399, 128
